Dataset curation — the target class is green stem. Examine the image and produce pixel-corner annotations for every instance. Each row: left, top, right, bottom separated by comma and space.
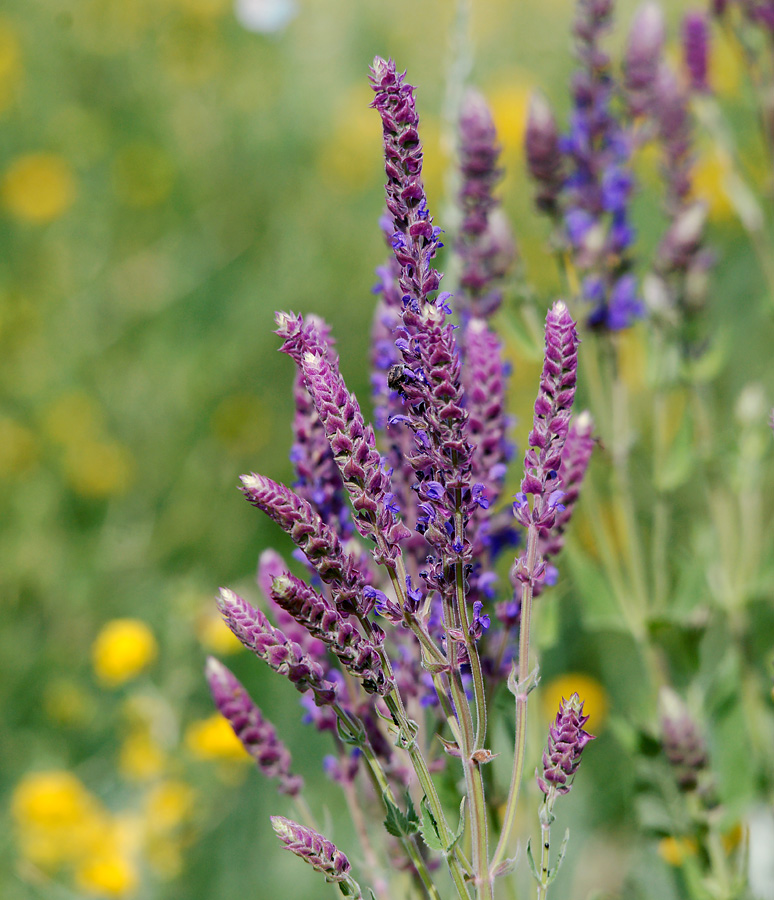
491, 523, 538, 871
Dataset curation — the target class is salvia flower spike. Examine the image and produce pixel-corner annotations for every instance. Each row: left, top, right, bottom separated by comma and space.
270, 816, 362, 896
537, 692, 595, 796
270, 572, 393, 696
205, 657, 303, 796
216, 587, 338, 706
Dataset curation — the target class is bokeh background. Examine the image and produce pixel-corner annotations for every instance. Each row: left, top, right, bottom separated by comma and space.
2, 0, 771, 898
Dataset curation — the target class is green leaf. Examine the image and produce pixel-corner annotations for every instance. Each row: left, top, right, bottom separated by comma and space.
546, 828, 570, 886
382, 791, 419, 838
419, 796, 445, 852
525, 839, 540, 884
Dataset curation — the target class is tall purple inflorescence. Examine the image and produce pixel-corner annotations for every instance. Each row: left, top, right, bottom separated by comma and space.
623, 2, 666, 118
206, 657, 303, 795
526, 92, 565, 217
536, 692, 595, 796
513, 301, 580, 545
456, 89, 516, 320
682, 11, 710, 94
370, 57, 477, 595
561, 0, 645, 329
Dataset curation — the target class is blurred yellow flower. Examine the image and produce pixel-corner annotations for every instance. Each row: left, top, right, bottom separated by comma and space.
692, 150, 733, 221
185, 713, 251, 761
144, 780, 196, 832
76, 853, 138, 897
173, 0, 230, 17
119, 730, 167, 781
1, 153, 76, 223
112, 142, 175, 208
318, 84, 382, 193
63, 439, 135, 498
710, 31, 742, 98
12, 771, 108, 867
92, 619, 158, 687
0, 416, 37, 476
658, 835, 698, 867
0, 17, 22, 112
616, 325, 648, 393
43, 391, 104, 445
485, 74, 533, 158
540, 672, 609, 734
145, 836, 184, 879
196, 606, 244, 654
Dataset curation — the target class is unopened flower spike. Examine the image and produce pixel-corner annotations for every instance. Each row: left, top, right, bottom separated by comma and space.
623, 2, 665, 118
536, 692, 595, 797
525, 91, 565, 217
659, 687, 711, 793
456, 88, 516, 320
682, 11, 710, 94
271, 816, 362, 897
205, 657, 303, 796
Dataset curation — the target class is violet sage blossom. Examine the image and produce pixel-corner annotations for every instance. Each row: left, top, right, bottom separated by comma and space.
536, 692, 595, 796
206, 656, 303, 796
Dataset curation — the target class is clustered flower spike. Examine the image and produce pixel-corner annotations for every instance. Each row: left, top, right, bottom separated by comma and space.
270, 816, 354, 886
534, 410, 595, 595
527, 0, 646, 330
276, 311, 410, 569
456, 88, 516, 319
217, 587, 338, 706
537, 692, 595, 795
660, 688, 710, 792
205, 657, 303, 795
623, 2, 665, 117
525, 92, 565, 217
371, 54, 477, 595
270, 572, 392, 696
240, 473, 367, 615
514, 302, 579, 532
681, 11, 710, 94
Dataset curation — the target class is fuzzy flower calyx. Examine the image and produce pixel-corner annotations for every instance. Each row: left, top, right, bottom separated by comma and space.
537, 692, 595, 795
271, 816, 357, 889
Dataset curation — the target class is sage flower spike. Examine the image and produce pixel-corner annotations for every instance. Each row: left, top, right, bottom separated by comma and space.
537, 692, 595, 796
271, 572, 393, 696
206, 657, 303, 796
216, 587, 338, 706
271, 816, 361, 896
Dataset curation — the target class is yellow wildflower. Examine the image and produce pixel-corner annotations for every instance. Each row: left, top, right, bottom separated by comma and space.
541, 672, 609, 734
76, 853, 138, 897
0, 17, 21, 113
119, 730, 166, 781
62, 438, 135, 498
43, 679, 94, 727
692, 150, 733, 221
195, 607, 243, 654
485, 75, 533, 160
92, 620, 158, 687
2, 153, 76, 223
42, 391, 104, 445
0, 416, 37, 477
185, 713, 251, 761
144, 780, 196, 832
11, 771, 108, 867
658, 835, 698, 867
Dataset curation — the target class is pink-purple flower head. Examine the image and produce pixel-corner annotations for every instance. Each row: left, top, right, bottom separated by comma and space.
271, 816, 353, 885
537, 692, 595, 796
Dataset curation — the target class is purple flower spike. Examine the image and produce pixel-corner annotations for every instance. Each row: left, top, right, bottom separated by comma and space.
525, 92, 565, 216
370, 57, 442, 308
276, 312, 410, 569
660, 688, 710, 792
206, 657, 303, 796
682, 11, 710, 94
217, 587, 338, 706
533, 411, 595, 598
457, 89, 516, 319
271, 572, 392, 696
623, 3, 665, 116
514, 301, 580, 535
271, 817, 355, 887
240, 473, 366, 615
536, 692, 595, 796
